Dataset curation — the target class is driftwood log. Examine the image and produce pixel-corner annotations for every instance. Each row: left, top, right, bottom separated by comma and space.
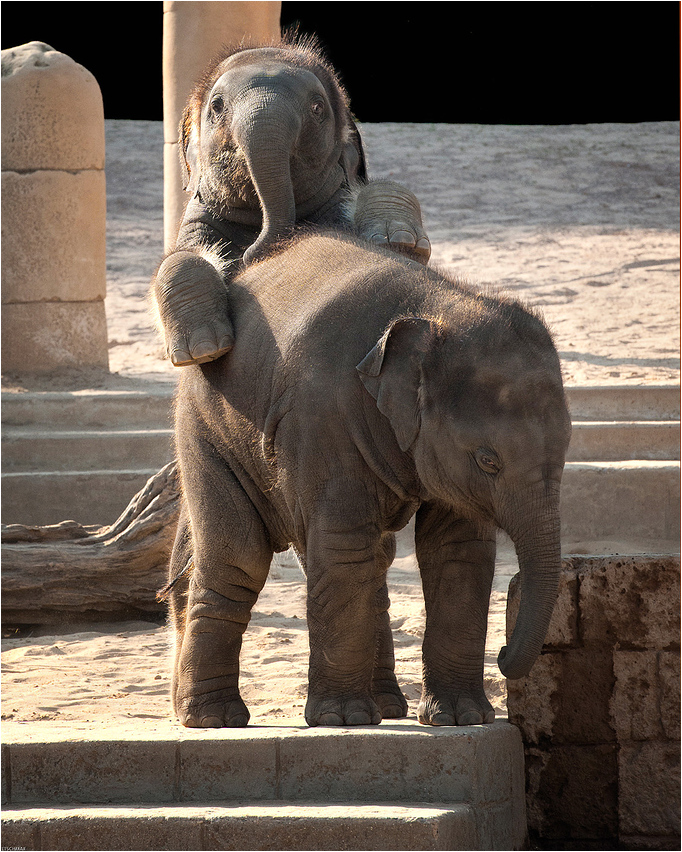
1, 462, 180, 624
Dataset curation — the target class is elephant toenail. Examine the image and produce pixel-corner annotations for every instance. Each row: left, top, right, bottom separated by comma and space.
390, 229, 416, 247
170, 349, 193, 366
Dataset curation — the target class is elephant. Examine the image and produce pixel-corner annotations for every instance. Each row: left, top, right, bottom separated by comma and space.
164, 230, 572, 729
151, 35, 431, 367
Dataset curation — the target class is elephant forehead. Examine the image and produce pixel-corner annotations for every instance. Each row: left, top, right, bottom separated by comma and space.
212, 63, 326, 100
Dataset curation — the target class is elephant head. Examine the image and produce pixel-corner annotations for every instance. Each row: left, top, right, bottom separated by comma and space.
180, 37, 366, 264
357, 305, 572, 680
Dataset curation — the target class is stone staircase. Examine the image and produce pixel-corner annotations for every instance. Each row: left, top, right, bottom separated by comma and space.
1, 383, 680, 541
2, 385, 176, 526
561, 384, 680, 543
0, 720, 526, 850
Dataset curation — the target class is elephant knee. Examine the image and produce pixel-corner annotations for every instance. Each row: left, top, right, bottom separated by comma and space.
187, 585, 258, 630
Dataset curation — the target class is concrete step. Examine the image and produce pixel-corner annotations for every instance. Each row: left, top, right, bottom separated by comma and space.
1, 385, 679, 529
1, 459, 680, 537
2, 802, 477, 851
1, 469, 160, 525
1, 387, 175, 429
567, 420, 680, 461
1, 384, 678, 429
566, 384, 679, 421
0, 720, 526, 850
2, 420, 677, 475
1, 427, 174, 473
560, 460, 680, 541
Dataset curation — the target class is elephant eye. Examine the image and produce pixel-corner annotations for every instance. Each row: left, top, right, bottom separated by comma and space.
210, 95, 225, 116
310, 98, 325, 118
475, 448, 501, 475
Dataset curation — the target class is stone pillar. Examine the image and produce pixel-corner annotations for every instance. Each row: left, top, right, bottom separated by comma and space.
163, 0, 281, 250
1, 42, 108, 373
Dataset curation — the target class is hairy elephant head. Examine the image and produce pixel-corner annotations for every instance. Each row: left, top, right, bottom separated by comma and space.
357, 302, 572, 680
180, 36, 366, 263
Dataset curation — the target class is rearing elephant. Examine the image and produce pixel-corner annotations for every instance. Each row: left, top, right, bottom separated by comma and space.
165, 231, 571, 729
152, 35, 430, 366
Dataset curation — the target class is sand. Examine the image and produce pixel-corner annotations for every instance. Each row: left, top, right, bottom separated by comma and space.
2, 119, 679, 733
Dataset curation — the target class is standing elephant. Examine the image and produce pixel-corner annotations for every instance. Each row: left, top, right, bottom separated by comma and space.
165, 231, 571, 729
152, 35, 430, 367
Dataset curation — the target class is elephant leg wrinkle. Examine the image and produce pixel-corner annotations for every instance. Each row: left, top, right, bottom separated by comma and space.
416, 509, 497, 726
174, 579, 259, 728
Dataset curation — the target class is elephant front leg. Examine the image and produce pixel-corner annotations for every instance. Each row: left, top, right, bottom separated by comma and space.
351, 179, 431, 264
152, 249, 235, 366
304, 495, 387, 726
415, 504, 497, 726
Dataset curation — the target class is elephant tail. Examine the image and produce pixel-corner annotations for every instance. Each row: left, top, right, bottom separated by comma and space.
156, 558, 194, 602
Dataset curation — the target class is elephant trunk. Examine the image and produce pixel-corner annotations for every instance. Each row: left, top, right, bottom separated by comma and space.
232, 92, 300, 265
497, 499, 562, 680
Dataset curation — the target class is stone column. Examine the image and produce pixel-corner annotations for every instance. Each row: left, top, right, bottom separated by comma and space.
1, 41, 108, 373
163, 0, 281, 250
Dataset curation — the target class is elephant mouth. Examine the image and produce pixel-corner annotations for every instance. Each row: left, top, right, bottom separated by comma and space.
203, 146, 345, 227
203, 149, 260, 213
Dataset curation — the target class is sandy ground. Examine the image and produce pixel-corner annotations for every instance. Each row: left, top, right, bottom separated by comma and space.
2, 119, 679, 733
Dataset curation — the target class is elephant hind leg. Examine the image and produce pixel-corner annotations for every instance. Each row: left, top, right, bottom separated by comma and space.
174, 462, 273, 728
165, 502, 193, 717
372, 533, 408, 719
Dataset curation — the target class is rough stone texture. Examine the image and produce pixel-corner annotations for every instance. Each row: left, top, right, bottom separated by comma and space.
1, 41, 105, 171
1, 41, 108, 373
2, 803, 478, 852
9, 740, 177, 805
618, 741, 681, 837
507, 555, 681, 848
659, 651, 681, 741
1, 720, 526, 850
525, 744, 619, 841
578, 556, 681, 648
611, 650, 665, 741
2, 170, 106, 303
1, 302, 109, 372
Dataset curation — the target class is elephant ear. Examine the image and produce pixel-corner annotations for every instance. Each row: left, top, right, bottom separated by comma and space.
180, 101, 201, 195
341, 115, 368, 184
356, 317, 435, 451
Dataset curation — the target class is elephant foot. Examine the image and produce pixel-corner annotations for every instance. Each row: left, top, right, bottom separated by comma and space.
176, 689, 250, 728
168, 321, 234, 367
417, 687, 496, 727
369, 228, 431, 265
152, 249, 237, 367
305, 694, 382, 727
372, 675, 408, 718
352, 180, 431, 265
374, 691, 408, 719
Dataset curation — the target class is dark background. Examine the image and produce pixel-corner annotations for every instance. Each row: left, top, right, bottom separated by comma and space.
1, 1, 679, 123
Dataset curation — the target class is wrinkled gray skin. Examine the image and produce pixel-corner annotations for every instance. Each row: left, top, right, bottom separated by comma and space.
167, 232, 571, 729
151, 38, 430, 367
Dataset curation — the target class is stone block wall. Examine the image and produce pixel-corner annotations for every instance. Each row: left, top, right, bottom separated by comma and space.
507, 555, 681, 849
1, 41, 108, 372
